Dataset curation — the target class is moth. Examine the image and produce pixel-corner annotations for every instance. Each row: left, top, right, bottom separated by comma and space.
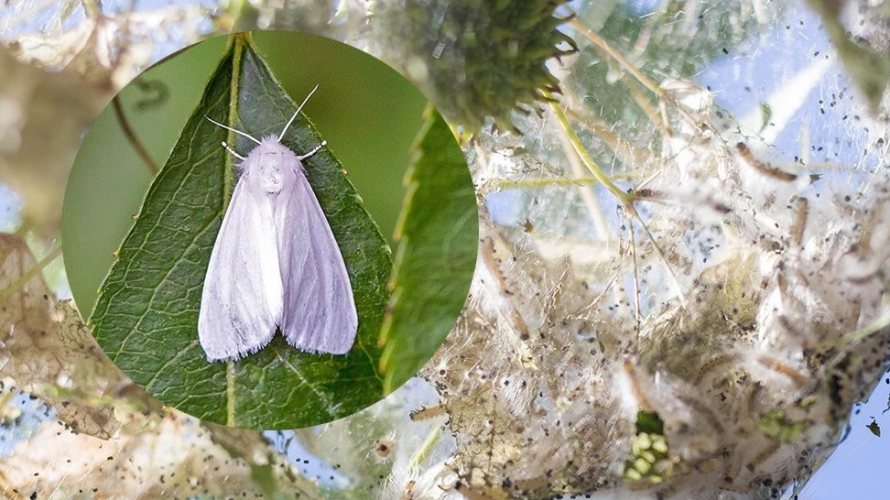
198, 86, 358, 362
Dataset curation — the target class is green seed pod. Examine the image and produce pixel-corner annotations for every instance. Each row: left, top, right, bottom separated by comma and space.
375, 0, 577, 132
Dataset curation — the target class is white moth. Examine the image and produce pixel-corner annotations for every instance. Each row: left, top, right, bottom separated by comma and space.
198, 86, 358, 362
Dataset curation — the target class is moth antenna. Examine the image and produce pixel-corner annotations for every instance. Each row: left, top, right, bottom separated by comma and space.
221, 141, 246, 160
298, 140, 327, 161
205, 115, 261, 145
279, 84, 320, 142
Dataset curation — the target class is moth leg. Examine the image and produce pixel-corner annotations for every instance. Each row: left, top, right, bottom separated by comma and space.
298, 140, 327, 160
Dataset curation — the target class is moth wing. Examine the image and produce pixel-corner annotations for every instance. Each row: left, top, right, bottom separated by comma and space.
277, 169, 358, 354
198, 171, 283, 361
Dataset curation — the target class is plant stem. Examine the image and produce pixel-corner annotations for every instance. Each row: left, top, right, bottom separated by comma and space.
546, 91, 632, 205
568, 18, 665, 99
0, 245, 62, 302
223, 31, 249, 428
488, 177, 601, 190
837, 307, 890, 348
563, 106, 656, 169
409, 425, 443, 473
547, 92, 687, 305
568, 18, 699, 127
113, 97, 160, 175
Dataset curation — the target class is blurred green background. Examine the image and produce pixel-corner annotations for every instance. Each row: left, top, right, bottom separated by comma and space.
62, 31, 428, 317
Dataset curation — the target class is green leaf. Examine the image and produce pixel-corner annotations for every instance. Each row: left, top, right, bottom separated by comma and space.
636, 410, 664, 435
89, 34, 392, 429
375, 0, 575, 131
378, 107, 478, 394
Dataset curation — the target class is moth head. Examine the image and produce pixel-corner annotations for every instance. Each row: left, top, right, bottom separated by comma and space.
248, 137, 301, 194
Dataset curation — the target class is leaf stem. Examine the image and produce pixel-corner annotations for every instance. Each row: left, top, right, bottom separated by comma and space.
836, 307, 890, 349
409, 425, 443, 473
547, 92, 687, 306
568, 18, 699, 127
567, 18, 664, 99
227, 361, 236, 426
546, 90, 631, 205
487, 177, 601, 190
112, 96, 159, 175
222, 32, 249, 428
554, 124, 613, 239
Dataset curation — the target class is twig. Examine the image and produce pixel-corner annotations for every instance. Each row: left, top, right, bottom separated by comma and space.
546, 92, 631, 204
408, 425, 443, 473
568, 18, 700, 127
548, 92, 687, 306
563, 106, 657, 169
112, 96, 160, 175
627, 213, 642, 334
487, 177, 600, 190
0, 245, 63, 302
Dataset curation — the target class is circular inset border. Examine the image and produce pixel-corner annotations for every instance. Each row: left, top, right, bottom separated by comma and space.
62, 31, 477, 429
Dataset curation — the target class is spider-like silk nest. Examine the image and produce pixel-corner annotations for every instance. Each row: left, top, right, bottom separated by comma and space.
0, 234, 330, 500
409, 84, 890, 500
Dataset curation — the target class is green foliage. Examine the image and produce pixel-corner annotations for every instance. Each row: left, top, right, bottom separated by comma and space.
623, 412, 670, 485
377, 106, 478, 394
377, 0, 577, 131
758, 409, 808, 443
63, 33, 427, 318
636, 410, 665, 434
89, 34, 392, 429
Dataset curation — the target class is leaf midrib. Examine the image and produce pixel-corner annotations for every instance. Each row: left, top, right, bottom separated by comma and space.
224, 33, 246, 428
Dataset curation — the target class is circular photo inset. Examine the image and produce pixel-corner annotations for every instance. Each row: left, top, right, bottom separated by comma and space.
62, 31, 477, 429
